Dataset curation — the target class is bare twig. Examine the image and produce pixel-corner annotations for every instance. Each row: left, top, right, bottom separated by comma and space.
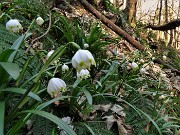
25, 12, 52, 53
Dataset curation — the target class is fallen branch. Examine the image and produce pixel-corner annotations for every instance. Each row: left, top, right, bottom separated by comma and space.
78, 0, 145, 51
154, 58, 180, 75
145, 19, 180, 31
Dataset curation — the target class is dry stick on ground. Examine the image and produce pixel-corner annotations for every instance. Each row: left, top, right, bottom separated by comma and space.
25, 12, 52, 53
145, 19, 180, 31
78, 0, 145, 51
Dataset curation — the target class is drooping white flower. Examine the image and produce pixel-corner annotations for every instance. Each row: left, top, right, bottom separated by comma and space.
6, 19, 22, 33
140, 68, 149, 75
160, 73, 166, 78
140, 68, 146, 74
47, 78, 66, 97
84, 43, 89, 48
62, 64, 69, 72
46, 50, 54, 60
143, 63, 150, 70
77, 69, 90, 80
139, 59, 145, 63
150, 61, 154, 66
131, 62, 139, 69
72, 49, 96, 71
163, 55, 167, 61
36, 16, 44, 26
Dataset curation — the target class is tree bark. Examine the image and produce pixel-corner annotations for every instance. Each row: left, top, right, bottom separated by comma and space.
78, 0, 145, 50
145, 19, 180, 31
126, 0, 137, 27
158, 0, 163, 25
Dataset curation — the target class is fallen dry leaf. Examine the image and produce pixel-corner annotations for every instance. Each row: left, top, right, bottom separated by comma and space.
102, 115, 117, 130
111, 104, 126, 117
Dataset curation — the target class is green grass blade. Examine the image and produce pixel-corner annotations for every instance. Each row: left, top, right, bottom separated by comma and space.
0, 101, 5, 135
0, 62, 20, 80
36, 96, 71, 110
0, 88, 42, 102
81, 87, 92, 105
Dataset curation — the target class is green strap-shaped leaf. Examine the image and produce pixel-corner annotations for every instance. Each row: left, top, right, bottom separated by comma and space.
0, 88, 42, 102
81, 87, 92, 105
0, 49, 15, 62
8, 33, 32, 62
0, 62, 20, 79
21, 110, 77, 135
36, 96, 71, 110
0, 101, 5, 135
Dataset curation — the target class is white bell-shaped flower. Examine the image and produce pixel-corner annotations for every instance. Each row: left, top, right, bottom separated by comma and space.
84, 43, 89, 48
131, 62, 139, 69
139, 59, 145, 63
160, 72, 166, 78
77, 69, 90, 80
47, 78, 66, 97
72, 49, 96, 71
143, 63, 150, 70
6, 19, 22, 33
46, 50, 54, 60
62, 64, 69, 72
163, 55, 167, 61
36, 16, 44, 26
140, 68, 149, 75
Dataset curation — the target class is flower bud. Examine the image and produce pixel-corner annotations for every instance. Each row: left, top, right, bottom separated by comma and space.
140, 68, 147, 74
6, 19, 22, 33
160, 73, 166, 78
163, 55, 167, 61
84, 43, 89, 48
62, 64, 69, 72
131, 62, 139, 69
143, 63, 150, 70
150, 62, 154, 66
47, 78, 66, 97
72, 49, 96, 71
77, 69, 90, 80
139, 59, 144, 63
46, 50, 54, 60
36, 17, 44, 26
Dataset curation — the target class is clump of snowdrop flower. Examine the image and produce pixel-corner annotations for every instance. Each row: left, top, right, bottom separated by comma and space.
163, 55, 167, 61
84, 43, 89, 48
77, 69, 90, 80
72, 49, 96, 71
131, 62, 139, 70
62, 64, 69, 72
46, 50, 54, 60
36, 16, 44, 26
6, 19, 22, 33
47, 78, 66, 98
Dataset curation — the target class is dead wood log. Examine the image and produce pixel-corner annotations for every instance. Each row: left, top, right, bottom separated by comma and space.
78, 0, 145, 51
154, 58, 180, 75
145, 19, 180, 31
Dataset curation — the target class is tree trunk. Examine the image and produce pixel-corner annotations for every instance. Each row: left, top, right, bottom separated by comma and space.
78, 0, 145, 50
158, 0, 163, 25
164, 0, 168, 44
125, 0, 137, 27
